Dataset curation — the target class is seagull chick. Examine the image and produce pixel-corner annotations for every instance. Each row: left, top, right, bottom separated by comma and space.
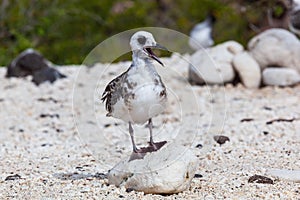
189, 13, 216, 50
101, 31, 168, 159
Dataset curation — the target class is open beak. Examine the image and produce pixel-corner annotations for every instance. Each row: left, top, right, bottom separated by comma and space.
144, 44, 168, 66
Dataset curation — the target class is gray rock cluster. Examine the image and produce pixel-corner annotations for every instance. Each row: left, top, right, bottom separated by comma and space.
189, 28, 300, 87
5, 48, 66, 85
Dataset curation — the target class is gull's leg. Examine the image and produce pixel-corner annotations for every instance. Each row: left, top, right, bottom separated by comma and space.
129, 122, 139, 153
148, 119, 156, 148
147, 118, 167, 152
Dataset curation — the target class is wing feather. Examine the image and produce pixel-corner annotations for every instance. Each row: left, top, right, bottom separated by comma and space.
101, 70, 128, 114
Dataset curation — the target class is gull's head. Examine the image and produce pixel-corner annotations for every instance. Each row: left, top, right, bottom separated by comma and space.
130, 31, 167, 66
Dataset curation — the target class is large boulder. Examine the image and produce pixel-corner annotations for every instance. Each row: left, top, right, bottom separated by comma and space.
189, 41, 243, 84
233, 51, 261, 88
108, 142, 198, 194
248, 28, 300, 73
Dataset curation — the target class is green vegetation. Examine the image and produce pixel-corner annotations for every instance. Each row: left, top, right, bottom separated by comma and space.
0, 0, 287, 65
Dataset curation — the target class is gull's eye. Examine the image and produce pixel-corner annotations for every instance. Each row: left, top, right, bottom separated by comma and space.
137, 36, 146, 45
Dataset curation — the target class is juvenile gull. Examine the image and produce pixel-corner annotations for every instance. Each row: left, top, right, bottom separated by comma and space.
189, 13, 216, 50
101, 31, 168, 159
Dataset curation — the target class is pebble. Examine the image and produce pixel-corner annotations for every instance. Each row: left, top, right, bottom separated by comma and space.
5, 174, 21, 181
213, 135, 230, 145
248, 175, 274, 184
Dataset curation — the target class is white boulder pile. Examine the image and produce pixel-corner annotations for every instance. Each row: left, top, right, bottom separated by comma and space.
188, 28, 300, 88
189, 41, 243, 85
248, 28, 300, 86
108, 142, 198, 194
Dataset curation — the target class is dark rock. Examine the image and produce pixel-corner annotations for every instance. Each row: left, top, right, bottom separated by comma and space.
104, 124, 111, 128
37, 97, 58, 103
6, 49, 48, 77
263, 131, 269, 135
94, 172, 107, 179
248, 174, 274, 184
41, 143, 53, 147
240, 118, 254, 122
5, 174, 21, 181
32, 67, 66, 85
125, 188, 134, 193
263, 106, 272, 111
194, 174, 203, 178
266, 118, 296, 125
39, 113, 60, 118
213, 135, 230, 145
5, 48, 66, 85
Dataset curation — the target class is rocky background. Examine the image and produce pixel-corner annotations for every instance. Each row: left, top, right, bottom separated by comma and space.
189, 28, 300, 88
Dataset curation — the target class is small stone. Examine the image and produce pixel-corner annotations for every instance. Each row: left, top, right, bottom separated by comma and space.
41, 143, 53, 147
248, 175, 274, 184
5, 174, 21, 181
104, 124, 111, 128
240, 118, 254, 122
194, 174, 203, 178
195, 144, 203, 149
108, 142, 199, 194
233, 52, 261, 88
263, 106, 272, 111
263, 131, 269, 135
262, 68, 300, 86
213, 135, 230, 145
125, 188, 134, 193
39, 113, 60, 118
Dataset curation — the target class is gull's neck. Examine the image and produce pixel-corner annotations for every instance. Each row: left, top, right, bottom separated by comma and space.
131, 50, 155, 69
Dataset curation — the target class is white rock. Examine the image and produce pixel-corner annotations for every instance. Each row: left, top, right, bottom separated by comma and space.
262, 67, 300, 86
108, 142, 199, 194
233, 52, 261, 88
189, 41, 243, 84
248, 28, 300, 73
267, 169, 300, 183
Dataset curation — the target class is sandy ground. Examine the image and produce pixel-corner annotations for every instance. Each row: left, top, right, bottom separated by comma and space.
0, 55, 300, 199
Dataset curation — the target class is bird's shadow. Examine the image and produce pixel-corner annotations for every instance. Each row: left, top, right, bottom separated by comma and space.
53, 172, 107, 180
